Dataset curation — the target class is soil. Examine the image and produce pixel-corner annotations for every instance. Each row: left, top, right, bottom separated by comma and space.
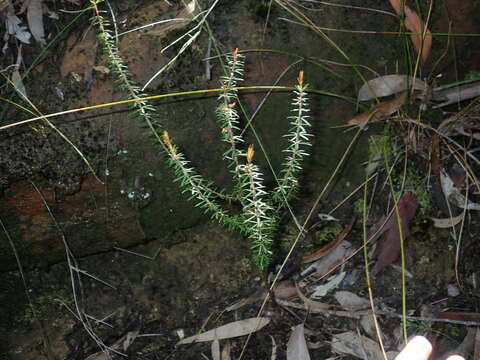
1, 1, 480, 360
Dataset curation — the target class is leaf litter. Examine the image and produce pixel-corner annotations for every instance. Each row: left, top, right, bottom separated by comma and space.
177, 317, 271, 345
286, 324, 311, 360
389, 0, 432, 63
371, 192, 418, 275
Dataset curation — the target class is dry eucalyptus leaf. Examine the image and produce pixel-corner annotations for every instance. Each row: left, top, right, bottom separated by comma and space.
432, 81, 480, 108
301, 240, 353, 279
371, 192, 418, 275
221, 339, 231, 360
389, 0, 432, 63
177, 317, 271, 345
431, 213, 464, 228
347, 92, 407, 127
358, 75, 426, 101
211, 339, 220, 360
6, 5, 31, 43
287, 324, 311, 360
270, 335, 277, 360
331, 331, 384, 360
360, 314, 377, 339
440, 171, 480, 210
311, 272, 345, 299
27, 0, 46, 45
334, 291, 370, 310
11, 68, 27, 99
301, 240, 354, 276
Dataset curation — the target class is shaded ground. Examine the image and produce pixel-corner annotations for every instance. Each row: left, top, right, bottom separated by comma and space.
1, 1, 480, 359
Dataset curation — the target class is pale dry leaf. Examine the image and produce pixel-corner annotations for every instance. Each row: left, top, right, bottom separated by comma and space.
177, 317, 271, 345
287, 324, 311, 360
211, 339, 220, 360
221, 339, 231, 360
11, 68, 27, 99
360, 314, 377, 339
295, 282, 331, 311
431, 213, 464, 228
11, 46, 27, 99
93, 65, 110, 74
6, 5, 31, 43
121, 329, 139, 351
358, 75, 427, 101
331, 331, 384, 360
270, 335, 277, 360
27, 0, 46, 45
311, 272, 345, 299
432, 81, 480, 108
334, 291, 370, 310
301, 240, 354, 279
440, 171, 480, 210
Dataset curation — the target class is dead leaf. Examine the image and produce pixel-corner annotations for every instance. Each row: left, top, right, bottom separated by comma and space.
295, 282, 331, 311
27, 0, 46, 45
371, 192, 418, 275
311, 272, 345, 299
287, 324, 311, 360
11, 68, 27, 99
360, 314, 377, 339
432, 81, 480, 108
93, 65, 110, 74
222, 340, 231, 360
389, 0, 432, 63
347, 92, 407, 127
334, 291, 370, 310
270, 335, 277, 360
211, 339, 220, 360
301, 217, 356, 264
301, 240, 354, 279
431, 213, 464, 228
177, 317, 271, 345
11, 46, 27, 99
84, 329, 139, 360
440, 170, 480, 210
6, 5, 31, 43
358, 75, 426, 101
225, 280, 297, 311
331, 331, 384, 360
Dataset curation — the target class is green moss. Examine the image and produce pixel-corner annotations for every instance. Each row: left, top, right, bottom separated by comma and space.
315, 223, 343, 246
406, 319, 431, 334
398, 167, 433, 218
368, 134, 394, 161
353, 198, 366, 217
15, 289, 71, 326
